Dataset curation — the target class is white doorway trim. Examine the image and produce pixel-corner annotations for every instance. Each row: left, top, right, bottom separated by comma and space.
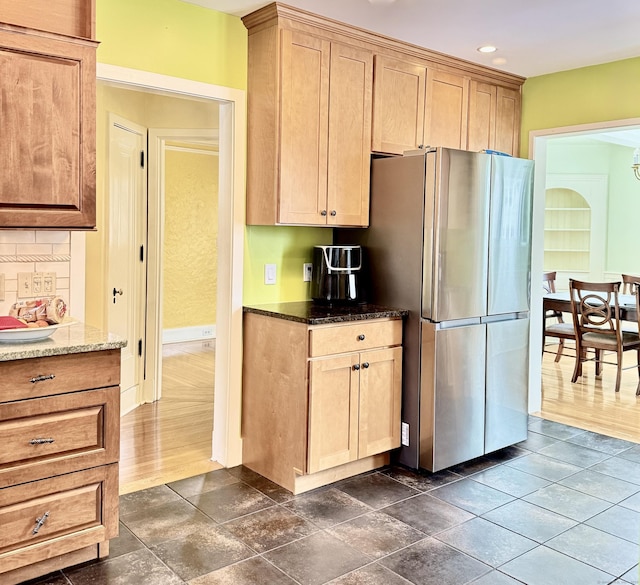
147, 127, 219, 406
96, 63, 246, 467
528, 117, 640, 415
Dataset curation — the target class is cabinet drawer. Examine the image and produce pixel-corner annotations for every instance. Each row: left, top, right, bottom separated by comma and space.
0, 387, 119, 488
0, 464, 118, 574
309, 319, 402, 357
0, 350, 120, 403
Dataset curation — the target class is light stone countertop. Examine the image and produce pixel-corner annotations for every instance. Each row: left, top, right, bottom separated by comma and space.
0, 321, 127, 362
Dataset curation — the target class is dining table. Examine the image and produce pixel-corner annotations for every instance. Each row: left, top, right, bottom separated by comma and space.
543, 291, 638, 324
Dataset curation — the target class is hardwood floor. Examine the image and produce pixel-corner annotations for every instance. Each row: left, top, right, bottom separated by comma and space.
119, 339, 221, 494
540, 344, 640, 443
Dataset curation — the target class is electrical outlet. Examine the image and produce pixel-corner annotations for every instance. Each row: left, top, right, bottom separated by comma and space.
401, 422, 410, 446
43, 272, 57, 295
202, 327, 214, 338
17, 272, 32, 298
264, 263, 276, 285
32, 272, 43, 295
303, 263, 313, 282
0, 273, 4, 301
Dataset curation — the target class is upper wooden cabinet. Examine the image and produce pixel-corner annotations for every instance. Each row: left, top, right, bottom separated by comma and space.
0, 1, 97, 230
245, 13, 372, 227
0, 24, 97, 229
371, 55, 426, 154
372, 56, 519, 156
244, 3, 525, 225
468, 81, 521, 156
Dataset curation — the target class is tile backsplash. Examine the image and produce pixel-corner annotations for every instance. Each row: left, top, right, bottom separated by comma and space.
0, 231, 71, 316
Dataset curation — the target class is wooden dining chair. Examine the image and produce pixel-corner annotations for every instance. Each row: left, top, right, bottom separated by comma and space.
569, 279, 640, 393
543, 271, 575, 362
622, 274, 640, 295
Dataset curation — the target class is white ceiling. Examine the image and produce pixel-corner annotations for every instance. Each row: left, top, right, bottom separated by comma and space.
182, 0, 640, 78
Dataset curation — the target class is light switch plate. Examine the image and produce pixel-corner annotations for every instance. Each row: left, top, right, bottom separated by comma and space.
43, 272, 57, 295
264, 263, 276, 285
17, 272, 32, 298
0, 273, 4, 301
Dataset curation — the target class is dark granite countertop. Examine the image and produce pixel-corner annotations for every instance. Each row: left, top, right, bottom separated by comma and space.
243, 301, 408, 325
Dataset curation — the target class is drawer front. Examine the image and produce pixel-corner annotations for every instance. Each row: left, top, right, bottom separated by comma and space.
309, 319, 402, 357
0, 387, 119, 488
0, 464, 118, 574
0, 350, 120, 402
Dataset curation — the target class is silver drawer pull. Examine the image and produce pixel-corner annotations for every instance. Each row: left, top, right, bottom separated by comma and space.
33, 511, 50, 534
358, 334, 365, 341
30, 438, 55, 445
30, 374, 56, 384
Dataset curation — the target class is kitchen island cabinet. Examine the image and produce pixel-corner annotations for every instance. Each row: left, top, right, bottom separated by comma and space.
242, 303, 406, 494
0, 324, 125, 585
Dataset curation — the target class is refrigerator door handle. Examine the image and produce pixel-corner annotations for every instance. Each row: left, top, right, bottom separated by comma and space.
481, 312, 530, 324
436, 317, 481, 330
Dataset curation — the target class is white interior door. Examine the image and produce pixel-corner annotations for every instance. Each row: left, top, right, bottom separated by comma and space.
108, 114, 147, 414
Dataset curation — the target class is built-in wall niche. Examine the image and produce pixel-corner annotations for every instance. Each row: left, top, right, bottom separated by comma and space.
543, 175, 608, 289
544, 188, 590, 271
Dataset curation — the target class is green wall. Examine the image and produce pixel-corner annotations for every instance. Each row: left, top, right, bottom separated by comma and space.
521, 56, 640, 157
96, 0, 247, 90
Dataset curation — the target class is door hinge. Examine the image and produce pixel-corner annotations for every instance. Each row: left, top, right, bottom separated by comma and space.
140, 151, 145, 168
138, 339, 143, 357
140, 245, 144, 262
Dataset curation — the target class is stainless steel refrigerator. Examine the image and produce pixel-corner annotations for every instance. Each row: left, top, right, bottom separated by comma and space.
339, 147, 534, 472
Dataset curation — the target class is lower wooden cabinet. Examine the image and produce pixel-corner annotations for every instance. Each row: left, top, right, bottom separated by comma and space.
242, 312, 403, 494
308, 347, 402, 473
0, 348, 121, 584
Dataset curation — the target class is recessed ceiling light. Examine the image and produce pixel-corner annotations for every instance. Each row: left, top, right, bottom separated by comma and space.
477, 45, 497, 53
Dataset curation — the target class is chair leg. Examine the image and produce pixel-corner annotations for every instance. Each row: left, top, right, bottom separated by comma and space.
615, 350, 622, 392
595, 349, 603, 377
637, 349, 640, 396
571, 345, 582, 383
554, 339, 565, 362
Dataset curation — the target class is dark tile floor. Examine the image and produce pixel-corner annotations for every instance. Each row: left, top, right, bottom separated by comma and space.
29, 416, 640, 585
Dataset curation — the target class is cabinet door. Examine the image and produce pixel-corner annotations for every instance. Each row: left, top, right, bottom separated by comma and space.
279, 29, 330, 225
358, 347, 402, 458
424, 69, 469, 149
308, 354, 359, 473
494, 86, 521, 156
371, 55, 426, 154
0, 28, 96, 228
467, 80, 496, 152
327, 42, 373, 227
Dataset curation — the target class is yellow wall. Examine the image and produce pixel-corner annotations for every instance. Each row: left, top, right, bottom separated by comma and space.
87, 83, 218, 328
520, 56, 640, 157
95, 0, 247, 90
90, 0, 328, 315
163, 148, 218, 329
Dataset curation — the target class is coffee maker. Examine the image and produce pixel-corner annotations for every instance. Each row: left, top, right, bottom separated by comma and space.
311, 245, 364, 304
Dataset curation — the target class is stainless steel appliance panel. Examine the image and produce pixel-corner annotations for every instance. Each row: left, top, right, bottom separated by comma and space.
420, 320, 486, 472
485, 315, 530, 453
423, 149, 491, 322
487, 155, 534, 315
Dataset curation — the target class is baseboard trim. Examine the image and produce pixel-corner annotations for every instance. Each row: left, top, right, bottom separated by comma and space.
121, 385, 139, 416
162, 324, 216, 344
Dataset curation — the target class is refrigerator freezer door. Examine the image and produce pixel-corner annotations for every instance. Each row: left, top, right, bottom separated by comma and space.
487, 155, 534, 315
485, 316, 529, 453
423, 148, 491, 322
419, 320, 486, 472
